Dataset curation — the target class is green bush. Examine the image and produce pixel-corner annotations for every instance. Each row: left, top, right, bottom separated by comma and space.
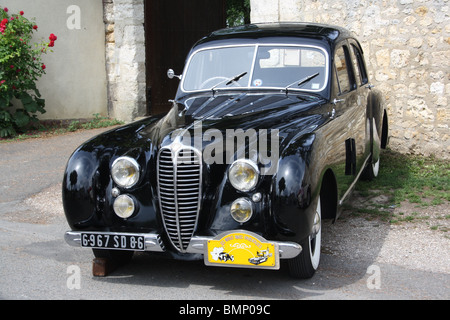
0, 6, 57, 137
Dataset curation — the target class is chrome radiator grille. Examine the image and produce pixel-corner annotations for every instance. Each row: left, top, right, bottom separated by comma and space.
157, 146, 202, 252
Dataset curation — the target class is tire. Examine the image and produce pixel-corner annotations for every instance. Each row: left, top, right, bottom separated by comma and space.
288, 196, 322, 279
362, 113, 382, 181
380, 110, 389, 149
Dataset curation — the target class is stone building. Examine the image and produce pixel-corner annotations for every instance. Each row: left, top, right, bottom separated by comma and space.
103, 0, 146, 123
103, 0, 226, 122
105, 0, 448, 159
250, 0, 449, 159
3, 0, 448, 159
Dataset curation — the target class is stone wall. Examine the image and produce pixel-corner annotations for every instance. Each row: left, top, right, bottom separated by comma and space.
103, 0, 146, 123
251, 0, 450, 159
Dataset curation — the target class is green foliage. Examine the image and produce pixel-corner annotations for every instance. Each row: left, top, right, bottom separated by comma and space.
352, 149, 450, 224
0, 114, 124, 142
68, 114, 125, 132
357, 149, 450, 206
226, 0, 251, 27
0, 6, 57, 137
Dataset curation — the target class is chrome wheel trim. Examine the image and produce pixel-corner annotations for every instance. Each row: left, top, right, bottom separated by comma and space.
309, 196, 321, 270
372, 158, 380, 177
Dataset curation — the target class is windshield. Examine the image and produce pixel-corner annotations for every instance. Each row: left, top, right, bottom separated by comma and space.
182, 44, 328, 92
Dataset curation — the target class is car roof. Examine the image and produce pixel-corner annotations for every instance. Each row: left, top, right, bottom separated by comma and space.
194, 22, 354, 48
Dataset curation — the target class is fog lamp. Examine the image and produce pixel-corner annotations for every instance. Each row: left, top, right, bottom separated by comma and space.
230, 198, 253, 223
113, 195, 135, 219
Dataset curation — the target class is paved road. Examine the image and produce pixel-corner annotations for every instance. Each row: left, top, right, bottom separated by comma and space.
0, 128, 448, 302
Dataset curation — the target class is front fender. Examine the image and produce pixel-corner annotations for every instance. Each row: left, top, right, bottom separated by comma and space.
62, 148, 99, 228
62, 120, 162, 232
272, 133, 317, 242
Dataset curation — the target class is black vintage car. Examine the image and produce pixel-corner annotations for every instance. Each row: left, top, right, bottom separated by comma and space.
64, 23, 388, 279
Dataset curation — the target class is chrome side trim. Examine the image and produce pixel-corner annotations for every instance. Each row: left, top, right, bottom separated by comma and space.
339, 153, 370, 205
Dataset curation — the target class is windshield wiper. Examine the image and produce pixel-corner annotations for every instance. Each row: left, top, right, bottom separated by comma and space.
226, 72, 248, 86
284, 72, 320, 93
211, 72, 248, 92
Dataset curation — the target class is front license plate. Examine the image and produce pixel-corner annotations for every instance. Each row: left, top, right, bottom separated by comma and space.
81, 232, 145, 251
205, 231, 279, 270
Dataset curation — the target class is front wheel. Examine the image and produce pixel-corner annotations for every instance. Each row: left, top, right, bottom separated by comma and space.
287, 196, 322, 279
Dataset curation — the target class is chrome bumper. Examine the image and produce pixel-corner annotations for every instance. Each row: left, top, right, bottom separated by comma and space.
64, 231, 166, 252
64, 231, 302, 259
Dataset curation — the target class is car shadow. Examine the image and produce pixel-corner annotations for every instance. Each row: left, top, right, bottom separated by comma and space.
91, 213, 391, 299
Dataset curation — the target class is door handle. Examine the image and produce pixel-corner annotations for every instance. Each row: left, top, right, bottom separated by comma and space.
333, 98, 345, 105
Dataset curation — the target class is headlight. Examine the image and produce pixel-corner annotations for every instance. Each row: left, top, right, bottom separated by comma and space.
111, 157, 140, 188
113, 195, 135, 219
228, 159, 259, 192
230, 198, 253, 223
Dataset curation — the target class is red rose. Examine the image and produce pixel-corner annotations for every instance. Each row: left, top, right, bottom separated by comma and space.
20, 11, 24, 15
33, 25, 38, 30
48, 41, 54, 47
3, 8, 8, 12
0, 18, 7, 33
41, 64, 46, 70
49, 33, 57, 41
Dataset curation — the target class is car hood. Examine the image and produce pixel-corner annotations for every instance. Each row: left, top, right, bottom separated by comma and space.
140, 91, 329, 148
77, 91, 330, 169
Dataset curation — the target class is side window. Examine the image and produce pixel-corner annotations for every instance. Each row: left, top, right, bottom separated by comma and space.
350, 44, 368, 86
334, 46, 351, 94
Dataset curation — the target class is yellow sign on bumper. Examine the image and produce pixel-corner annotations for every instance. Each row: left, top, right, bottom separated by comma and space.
205, 231, 279, 270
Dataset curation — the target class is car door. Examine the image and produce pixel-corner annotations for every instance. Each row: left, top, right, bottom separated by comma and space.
329, 41, 367, 202
347, 40, 371, 175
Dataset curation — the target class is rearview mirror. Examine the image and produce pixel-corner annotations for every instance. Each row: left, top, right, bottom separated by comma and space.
167, 69, 181, 80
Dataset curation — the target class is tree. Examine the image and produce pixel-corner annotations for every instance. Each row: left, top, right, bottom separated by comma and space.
226, 0, 251, 27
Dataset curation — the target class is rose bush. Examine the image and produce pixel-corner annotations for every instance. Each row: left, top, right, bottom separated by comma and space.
0, 7, 57, 137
